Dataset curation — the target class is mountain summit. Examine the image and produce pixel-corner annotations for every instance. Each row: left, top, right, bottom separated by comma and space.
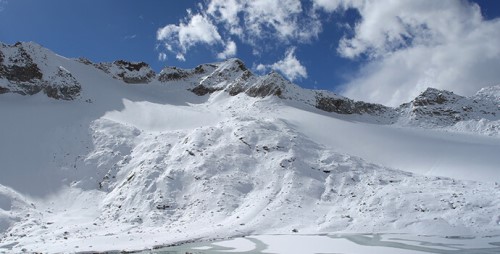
1, 42, 499, 253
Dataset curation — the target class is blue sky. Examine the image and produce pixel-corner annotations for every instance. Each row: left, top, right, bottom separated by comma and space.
1, 0, 500, 105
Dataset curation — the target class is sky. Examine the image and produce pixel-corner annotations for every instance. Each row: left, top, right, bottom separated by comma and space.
1, 0, 500, 106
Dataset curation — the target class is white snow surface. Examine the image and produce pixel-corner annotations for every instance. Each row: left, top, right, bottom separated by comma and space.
162, 234, 500, 254
0, 43, 500, 253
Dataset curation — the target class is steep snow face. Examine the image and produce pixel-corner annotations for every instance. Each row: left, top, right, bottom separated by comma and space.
0, 42, 80, 100
2, 94, 500, 253
93, 60, 156, 84
277, 104, 500, 182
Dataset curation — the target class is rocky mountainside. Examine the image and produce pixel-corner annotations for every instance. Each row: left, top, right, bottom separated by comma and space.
398, 87, 499, 127
1, 41, 499, 253
0, 42, 81, 100
2, 41, 499, 131
2, 42, 499, 135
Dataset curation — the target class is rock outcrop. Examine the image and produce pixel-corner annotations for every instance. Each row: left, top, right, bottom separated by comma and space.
95, 60, 156, 84
0, 42, 80, 100
398, 87, 500, 127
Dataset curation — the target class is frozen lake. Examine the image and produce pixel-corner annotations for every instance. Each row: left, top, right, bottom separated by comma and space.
143, 234, 500, 254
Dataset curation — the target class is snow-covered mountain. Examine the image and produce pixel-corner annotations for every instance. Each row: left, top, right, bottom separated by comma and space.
1, 41, 499, 253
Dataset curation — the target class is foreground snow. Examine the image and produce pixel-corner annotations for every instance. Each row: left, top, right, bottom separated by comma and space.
152, 234, 500, 254
1, 92, 499, 253
1, 43, 500, 253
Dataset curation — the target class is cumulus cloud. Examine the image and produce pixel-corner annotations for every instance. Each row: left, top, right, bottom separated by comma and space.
316, 0, 500, 106
157, 13, 223, 57
217, 40, 237, 59
255, 63, 267, 72
256, 47, 308, 81
206, 0, 243, 36
176, 53, 186, 62
157, 0, 321, 61
207, 0, 321, 44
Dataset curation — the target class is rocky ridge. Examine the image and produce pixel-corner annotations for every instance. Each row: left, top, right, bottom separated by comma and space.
397, 87, 500, 131
0, 42, 81, 100
92, 60, 156, 84
1, 41, 499, 133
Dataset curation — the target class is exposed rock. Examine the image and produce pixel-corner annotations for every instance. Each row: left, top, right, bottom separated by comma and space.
397, 87, 500, 127
193, 65, 206, 74
412, 88, 460, 107
43, 67, 81, 100
114, 60, 148, 72
315, 95, 355, 114
198, 59, 249, 88
353, 101, 393, 115
245, 72, 285, 98
246, 82, 283, 98
76, 57, 93, 65
233, 59, 248, 72
0, 45, 43, 83
315, 93, 394, 118
189, 85, 222, 96
95, 60, 156, 84
1, 64, 43, 82
0, 42, 80, 100
159, 59, 255, 98
158, 67, 190, 82
226, 84, 245, 96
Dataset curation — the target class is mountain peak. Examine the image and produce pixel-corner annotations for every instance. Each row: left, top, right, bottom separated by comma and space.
412, 87, 462, 106
1, 41, 499, 132
475, 84, 500, 102
0, 41, 81, 100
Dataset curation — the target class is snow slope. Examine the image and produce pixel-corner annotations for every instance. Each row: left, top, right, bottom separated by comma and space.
0, 42, 499, 253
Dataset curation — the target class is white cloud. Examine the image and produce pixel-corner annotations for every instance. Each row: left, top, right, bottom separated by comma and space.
157, 0, 322, 61
157, 13, 223, 57
207, 0, 242, 36
158, 52, 167, 61
217, 40, 237, 59
313, 0, 343, 12
124, 34, 137, 40
207, 0, 322, 44
316, 0, 500, 106
254, 48, 308, 81
176, 53, 186, 62
255, 63, 267, 72
271, 47, 308, 81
